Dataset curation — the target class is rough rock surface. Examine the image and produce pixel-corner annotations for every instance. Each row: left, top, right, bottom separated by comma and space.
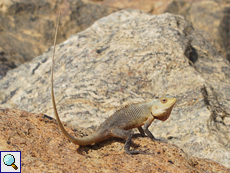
165, 0, 230, 61
0, 0, 116, 77
0, 108, 229, 172
0, 10, 230, 168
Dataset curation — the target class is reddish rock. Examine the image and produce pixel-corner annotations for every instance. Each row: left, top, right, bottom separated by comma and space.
0, 108, 229, 172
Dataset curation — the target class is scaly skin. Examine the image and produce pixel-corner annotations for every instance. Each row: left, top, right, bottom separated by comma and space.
51, 12, 177, 154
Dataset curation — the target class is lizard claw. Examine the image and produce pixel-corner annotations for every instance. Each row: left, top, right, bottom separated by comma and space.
125, 150, 146, 155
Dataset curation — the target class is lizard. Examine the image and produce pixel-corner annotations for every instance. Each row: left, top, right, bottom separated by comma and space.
51, 11, 177, 154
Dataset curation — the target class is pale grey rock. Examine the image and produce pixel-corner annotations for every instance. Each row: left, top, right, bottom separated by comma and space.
0, 10, 229, 167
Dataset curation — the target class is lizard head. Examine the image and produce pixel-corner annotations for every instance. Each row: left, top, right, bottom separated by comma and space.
151, 97, 177, 121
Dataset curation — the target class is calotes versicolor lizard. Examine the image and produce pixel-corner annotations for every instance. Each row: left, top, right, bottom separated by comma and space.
51, 12, 177, 154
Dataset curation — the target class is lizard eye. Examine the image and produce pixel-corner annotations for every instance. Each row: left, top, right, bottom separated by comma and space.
161, 98, 168, 104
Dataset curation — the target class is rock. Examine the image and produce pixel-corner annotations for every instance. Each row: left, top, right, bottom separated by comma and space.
0, 10, 230, 168
165, 0, 230, 61
0, 108, 229, 172
0, 0, 117, 77
220, 4, 230, 61
0, 53, 16, 79
86, 0, 173, 14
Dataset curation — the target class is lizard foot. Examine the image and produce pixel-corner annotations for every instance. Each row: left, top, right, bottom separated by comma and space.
125, 150, 146, 155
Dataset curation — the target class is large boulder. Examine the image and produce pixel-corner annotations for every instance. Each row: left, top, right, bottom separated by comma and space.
0, 10, 229, 168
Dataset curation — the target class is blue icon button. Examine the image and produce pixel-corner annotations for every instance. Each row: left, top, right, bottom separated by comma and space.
3, 154, 18, 170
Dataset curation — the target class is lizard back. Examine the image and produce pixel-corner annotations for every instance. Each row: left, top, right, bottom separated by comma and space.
97, 101, 153, 131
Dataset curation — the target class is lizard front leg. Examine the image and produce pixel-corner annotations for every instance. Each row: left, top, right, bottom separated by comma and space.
111, 129, 145, 155
142, 115, 159, 141
137, 127, 146, 136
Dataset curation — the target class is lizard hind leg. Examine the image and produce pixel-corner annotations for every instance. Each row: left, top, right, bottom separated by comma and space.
111, 128, 145, 155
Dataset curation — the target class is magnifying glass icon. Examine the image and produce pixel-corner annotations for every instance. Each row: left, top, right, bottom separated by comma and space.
3, 154, 18, 170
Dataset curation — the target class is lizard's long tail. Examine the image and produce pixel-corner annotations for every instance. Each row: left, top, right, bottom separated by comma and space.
51, 11, 104, 146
